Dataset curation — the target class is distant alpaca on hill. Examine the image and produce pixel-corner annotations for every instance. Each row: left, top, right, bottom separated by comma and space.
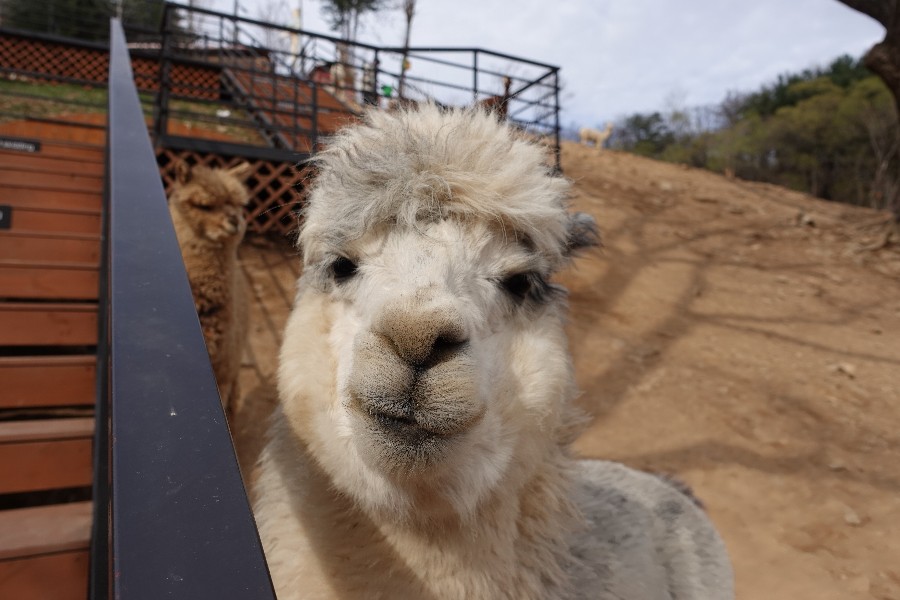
580, 123, 613, 149
168, 162, 252, 416
478, 75, 513, 119
252, 104, 733, 599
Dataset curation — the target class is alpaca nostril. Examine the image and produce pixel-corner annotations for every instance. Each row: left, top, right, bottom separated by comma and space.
432, 334, 467, 355
424, 333, 468, 368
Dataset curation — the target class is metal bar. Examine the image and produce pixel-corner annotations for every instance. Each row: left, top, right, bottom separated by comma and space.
89, 109, 113, 600
104, 18, 276, 599
311, 78, 319, 152
553, 68, 561, 173
159, 133, 309, 163
154, 5, 172, 141
381, 46, 558, 70
398, 50, 547, 82
506, 69, 557, 99
371, 50, 381, 105
0, 25, 113, 50
0, 112, 107, 129
473, 50, 479, 102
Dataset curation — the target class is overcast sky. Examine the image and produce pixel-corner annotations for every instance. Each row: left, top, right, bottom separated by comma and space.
207, 0, 885, 128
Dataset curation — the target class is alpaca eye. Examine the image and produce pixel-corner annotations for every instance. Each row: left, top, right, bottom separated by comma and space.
331, 256, 359, 282
500, 272, 533, 299
193, 203, 213, 212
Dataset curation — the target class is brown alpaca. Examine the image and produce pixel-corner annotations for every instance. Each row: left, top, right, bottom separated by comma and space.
478, 75, 513, 119
168, 162, 252, 416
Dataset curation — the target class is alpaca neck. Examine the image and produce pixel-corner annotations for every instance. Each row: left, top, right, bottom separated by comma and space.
270, 421, 578, 599
389, 448, 577, 597
170, 217, 241, 311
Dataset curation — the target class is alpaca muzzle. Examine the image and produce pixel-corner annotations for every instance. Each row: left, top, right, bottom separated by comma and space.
347, 327, 484, 449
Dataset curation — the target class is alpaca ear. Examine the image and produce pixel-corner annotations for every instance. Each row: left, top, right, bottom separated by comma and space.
564, 211, 600, 256
227, 162, 252, 182
175, 161, 192, 184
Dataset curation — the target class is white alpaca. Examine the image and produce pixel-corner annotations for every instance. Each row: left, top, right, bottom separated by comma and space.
580, 123, 613, 149
253, 105, 733, 599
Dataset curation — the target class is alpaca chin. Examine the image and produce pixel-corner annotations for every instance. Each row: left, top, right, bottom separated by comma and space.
345, 405, 515, 524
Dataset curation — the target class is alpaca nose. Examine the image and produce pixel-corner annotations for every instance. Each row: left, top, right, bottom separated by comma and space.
377, 304, 468, 367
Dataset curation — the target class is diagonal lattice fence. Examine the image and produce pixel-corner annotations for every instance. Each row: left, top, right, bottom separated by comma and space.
155, 147, 309, 237
0, 30, 218, 98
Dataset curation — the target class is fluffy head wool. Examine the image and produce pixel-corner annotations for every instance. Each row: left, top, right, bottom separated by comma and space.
299, 104, 572, 269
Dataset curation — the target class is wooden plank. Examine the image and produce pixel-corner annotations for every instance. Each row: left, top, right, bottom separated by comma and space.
0, 152, 104, 176
0, 141, 103, 163
0, 550, 89, 600
0, 356, 96, 409
0, 418, 94, 444
0, 234, 100, 265
0, 187, 101, 212
0, 170, 102, 194
0, 303, 97, 346
0, 502, 92, 560
0, 119, 105, 146
3, 208, 101, 235
0, 436, 93, 494
0, 264, 99, 300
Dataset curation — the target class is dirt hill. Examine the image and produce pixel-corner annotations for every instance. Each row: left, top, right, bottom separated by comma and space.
560, 141, 900, 600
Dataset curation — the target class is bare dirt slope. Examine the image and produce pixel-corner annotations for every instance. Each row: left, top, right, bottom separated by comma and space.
560, 141, 900, 600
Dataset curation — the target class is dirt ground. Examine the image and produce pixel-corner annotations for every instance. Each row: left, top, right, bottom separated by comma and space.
561, 142, 900, 600
233, 141, 900, 599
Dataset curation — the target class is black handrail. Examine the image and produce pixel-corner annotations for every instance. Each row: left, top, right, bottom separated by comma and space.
92, 18, 276, 600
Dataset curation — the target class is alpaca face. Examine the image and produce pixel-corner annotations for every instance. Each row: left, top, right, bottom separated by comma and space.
334, 220, 563, 469
169, 163, 251, 243
285, 220, 575, 521
280, 106, 594, 520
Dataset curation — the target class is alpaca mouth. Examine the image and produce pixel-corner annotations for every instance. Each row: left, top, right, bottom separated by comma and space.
365, 402, 442, 439
373, 411, 417, 429
370, 410, 441, 446
349, 392, 453, 447
363, 410, 446, 453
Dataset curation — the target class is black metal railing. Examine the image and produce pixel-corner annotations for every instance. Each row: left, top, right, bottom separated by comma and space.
154, 2, 562, 168
0, 2, 562, 168
91, 18, 276, 599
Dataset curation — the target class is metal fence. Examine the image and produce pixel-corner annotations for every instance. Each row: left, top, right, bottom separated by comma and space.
155, 2, 562, 167
92, 17, 276, 599
0, 2, 562, 168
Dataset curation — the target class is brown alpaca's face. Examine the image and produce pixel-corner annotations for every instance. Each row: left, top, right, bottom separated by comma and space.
171, 164, 250, 242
